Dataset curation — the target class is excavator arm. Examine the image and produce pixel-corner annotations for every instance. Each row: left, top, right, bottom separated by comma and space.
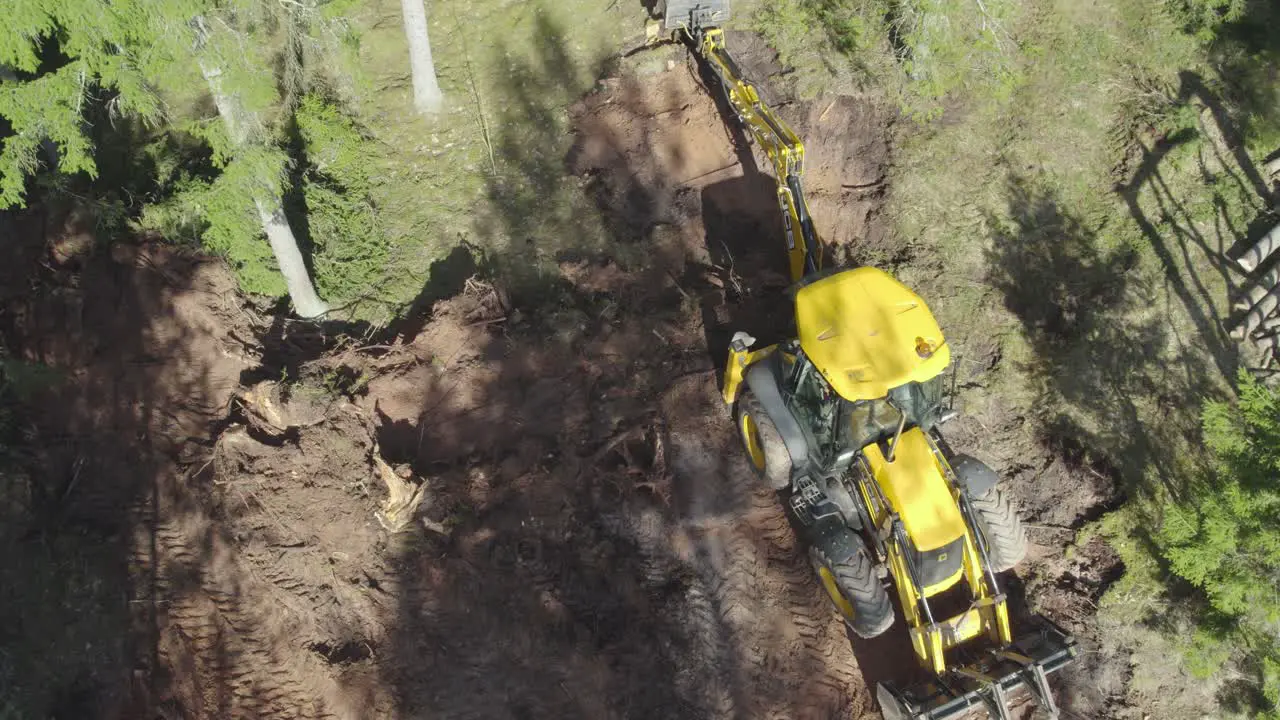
685, 26, 822, 282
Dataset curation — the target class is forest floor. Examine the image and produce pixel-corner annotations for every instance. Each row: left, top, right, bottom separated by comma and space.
0, 33, 1152, 720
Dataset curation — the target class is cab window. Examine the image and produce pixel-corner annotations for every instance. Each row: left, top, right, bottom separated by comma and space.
841, 375, 947, 451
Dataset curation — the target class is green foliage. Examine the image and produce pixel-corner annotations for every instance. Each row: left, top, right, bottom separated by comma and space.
920, 0, 1020, 109
753, 0, 1021, 114
803, 0, 885, 57
0, 65, 96, 205
1166, 0, 1249, 39
296, 94, 373, 192
295, 94, 392, 310
140, 141, 291, 297
0, 0, 185, 207
1160, 373, 1280, 620
1182, 626, 1235, 679
1144, 374, 1280, 711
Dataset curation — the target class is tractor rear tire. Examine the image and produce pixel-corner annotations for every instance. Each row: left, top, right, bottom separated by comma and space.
970, 486, 1028, 572
735, 390, 791, 490
810, 544, 894, 639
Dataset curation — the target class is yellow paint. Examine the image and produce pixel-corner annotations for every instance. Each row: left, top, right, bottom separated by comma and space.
939, 607, 985, 647
697, 29, 816, 282
818, 566, 856, 620
867, 433, 1019, 676
863, 429, 967, 552
721, 344, 779, 405
740, 413, 766, 470
693, 20, 1028, 687
794, 268, 950, 401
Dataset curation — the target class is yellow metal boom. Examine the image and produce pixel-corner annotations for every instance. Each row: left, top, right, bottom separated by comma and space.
688, 28, 822, 282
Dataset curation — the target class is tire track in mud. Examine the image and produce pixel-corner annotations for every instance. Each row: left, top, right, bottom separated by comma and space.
662, 378, 872, 719
715, 473, 867, 719
134, 515, 337, 720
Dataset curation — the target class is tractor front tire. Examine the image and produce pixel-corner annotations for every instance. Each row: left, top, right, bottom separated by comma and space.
735, 390, 791, 490
810, 544, 894, 639
970, 486, 1028, 572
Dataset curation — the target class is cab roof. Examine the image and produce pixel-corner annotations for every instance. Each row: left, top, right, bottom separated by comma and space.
794, 267, 950, 401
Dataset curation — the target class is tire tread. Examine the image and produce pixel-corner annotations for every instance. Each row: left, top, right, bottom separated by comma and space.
970, 486, 1028, 572
810, 545, 894, 638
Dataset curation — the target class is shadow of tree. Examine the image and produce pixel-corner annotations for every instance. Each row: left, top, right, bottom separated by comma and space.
0, 198, 281, 718
1116, 71, 1274, 377
985, 173, 1211, 504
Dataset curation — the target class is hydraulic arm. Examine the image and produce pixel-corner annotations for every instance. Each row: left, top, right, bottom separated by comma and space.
682, 27, 821, 282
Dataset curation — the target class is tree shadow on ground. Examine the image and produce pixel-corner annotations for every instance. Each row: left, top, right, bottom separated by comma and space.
0, 10, 878, 720
0, 198, 281, 718
378, 12, 736, 720
985, 173, 1207, 503
1115, 71, 1275, 380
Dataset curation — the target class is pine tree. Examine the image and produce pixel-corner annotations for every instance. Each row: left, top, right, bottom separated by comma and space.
193, 15, 328, 318
1, 0, 330, 318
0, 0, 164, 206
1159, 372, 1280, 709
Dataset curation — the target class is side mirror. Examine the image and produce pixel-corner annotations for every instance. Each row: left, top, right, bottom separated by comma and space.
730, 331, 757, 352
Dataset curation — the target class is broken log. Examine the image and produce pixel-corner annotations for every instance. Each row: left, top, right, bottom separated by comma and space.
1236, 267, 1280, 310
1237, 223, 1280, 272
1231, 281, 1280, 339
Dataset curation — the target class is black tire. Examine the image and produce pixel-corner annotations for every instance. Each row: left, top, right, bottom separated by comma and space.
809, 544, 894, 638
735, 390, 791, 490
970, 485, 1028, 572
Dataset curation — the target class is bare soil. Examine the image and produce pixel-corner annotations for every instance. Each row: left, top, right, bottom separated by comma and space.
1, 32, 1130, 720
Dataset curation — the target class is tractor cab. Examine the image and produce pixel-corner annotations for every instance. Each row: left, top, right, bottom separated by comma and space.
789, 268, 969, 596
787, 267, 953, 467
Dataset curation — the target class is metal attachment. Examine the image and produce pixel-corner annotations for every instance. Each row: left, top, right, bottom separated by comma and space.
662, 0, 731, 30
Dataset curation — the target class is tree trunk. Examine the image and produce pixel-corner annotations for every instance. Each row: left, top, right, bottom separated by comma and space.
400, 0, 444, 115
1237, 223, 1280, 273
197, 45, 329, 319
1231, 281, 1280, 339
1236, 267, 1280, 311
255, 199, 329, 318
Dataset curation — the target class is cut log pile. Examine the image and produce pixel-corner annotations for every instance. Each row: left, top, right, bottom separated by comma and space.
1229, 157, 1280, 374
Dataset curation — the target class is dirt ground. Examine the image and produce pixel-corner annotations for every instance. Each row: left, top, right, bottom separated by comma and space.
2, 32, 1131, 720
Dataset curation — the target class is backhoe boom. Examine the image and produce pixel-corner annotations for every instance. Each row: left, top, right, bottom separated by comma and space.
687, 28, 820, 282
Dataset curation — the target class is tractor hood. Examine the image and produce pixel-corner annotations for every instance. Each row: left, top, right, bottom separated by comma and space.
862, 428, 965, 552
795, 268, 950, 402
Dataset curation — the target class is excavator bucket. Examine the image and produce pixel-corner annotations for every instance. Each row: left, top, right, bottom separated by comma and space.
877, 619, 1077, 720
663, 0, 731, 30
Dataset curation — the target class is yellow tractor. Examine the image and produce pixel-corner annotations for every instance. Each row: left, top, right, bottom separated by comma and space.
661, 3, 1077, 718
